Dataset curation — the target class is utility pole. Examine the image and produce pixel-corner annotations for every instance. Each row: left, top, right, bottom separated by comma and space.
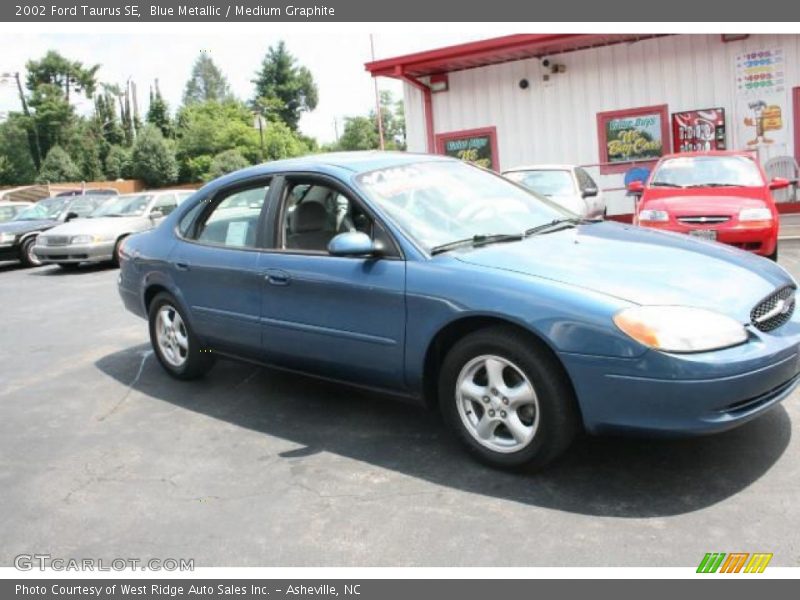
369, 35, 385, 151
1, 71, 42, 168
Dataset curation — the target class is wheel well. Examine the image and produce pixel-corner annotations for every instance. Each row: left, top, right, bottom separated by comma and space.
144, 284, 169, 313
421, 316, 572, 411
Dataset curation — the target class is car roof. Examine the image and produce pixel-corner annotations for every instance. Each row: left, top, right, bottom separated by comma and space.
503, 164, 576, 173
659, 150, 757, 160
230, 151, 454, 178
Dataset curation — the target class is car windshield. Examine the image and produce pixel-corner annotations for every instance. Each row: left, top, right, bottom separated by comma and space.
651, 155, 764, 188
356, 160, 572, 251
13, 197, 68, 221
91, 194, 152, 217
505, 169, 576, 196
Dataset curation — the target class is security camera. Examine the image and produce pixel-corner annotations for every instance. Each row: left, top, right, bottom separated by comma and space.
541, 58, 551, 68
519, 78, 530, 90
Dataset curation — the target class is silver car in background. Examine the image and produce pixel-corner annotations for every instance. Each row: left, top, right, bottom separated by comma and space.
503, 164, 606, 219
34, 190, 194, 269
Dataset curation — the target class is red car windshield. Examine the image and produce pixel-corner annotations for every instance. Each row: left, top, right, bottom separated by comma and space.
650, 156, 764, 188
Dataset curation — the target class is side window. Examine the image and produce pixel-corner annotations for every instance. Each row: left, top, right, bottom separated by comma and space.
192, 183, 270, 248
153, 194, 178, 216
280, 181, 375, 253
575, 167, 597, 191
69, 198, 98, 217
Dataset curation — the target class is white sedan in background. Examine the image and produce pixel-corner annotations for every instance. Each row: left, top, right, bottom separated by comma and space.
503, 164, 606, 219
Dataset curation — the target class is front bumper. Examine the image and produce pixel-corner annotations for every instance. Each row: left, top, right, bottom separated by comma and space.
561, 313, 800, 435
641, 221, 777, 256
33, 241, 115, 264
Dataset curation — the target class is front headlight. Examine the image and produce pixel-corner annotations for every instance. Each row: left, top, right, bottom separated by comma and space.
0, 232, 15, 244
739, 208, 773, 222
613, 306, 748, 353
638, 209, 669, 222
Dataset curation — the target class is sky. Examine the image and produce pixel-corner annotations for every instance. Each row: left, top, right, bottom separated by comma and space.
0, 31, 486, 143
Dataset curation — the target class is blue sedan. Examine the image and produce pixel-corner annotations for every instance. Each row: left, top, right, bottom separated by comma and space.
118, 152, 800, 469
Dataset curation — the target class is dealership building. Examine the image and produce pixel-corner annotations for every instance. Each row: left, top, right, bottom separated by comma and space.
366, 34, 800, 215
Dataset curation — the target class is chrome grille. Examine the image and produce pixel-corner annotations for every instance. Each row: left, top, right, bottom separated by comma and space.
677, 216, 730, 224
751, 285, 796, 332
45, 235, 70, 246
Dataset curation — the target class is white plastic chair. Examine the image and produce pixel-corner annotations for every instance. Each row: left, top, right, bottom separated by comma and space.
764, 155, 799, 203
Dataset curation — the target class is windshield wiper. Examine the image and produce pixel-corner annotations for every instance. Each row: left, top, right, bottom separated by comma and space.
650, 181, 684, 188
685, 183, 733, 188
430, 233, 524, 255
524, 218, 584, 237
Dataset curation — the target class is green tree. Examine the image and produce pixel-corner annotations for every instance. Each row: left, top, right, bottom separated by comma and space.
0, 116, 38, 185
337, 116, 379, 151
25, 50, 99, 103
131, 125, 178, 187
147, 82, 174, 138
104, 145, 131, 180
206, 149, 250, 181
251, 41, 318, 131
36, 145, 81, 183
183, 53, 231, 105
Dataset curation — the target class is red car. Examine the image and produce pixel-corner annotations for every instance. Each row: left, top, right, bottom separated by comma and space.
628, 151, 790, 260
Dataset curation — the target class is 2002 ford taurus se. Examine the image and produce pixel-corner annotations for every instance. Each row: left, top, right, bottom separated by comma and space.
118, 152, 800, 469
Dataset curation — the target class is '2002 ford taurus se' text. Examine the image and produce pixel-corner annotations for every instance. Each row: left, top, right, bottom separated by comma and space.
118, 152, 800, 469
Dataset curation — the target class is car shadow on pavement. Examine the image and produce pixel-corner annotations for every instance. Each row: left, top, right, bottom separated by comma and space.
96, 344, 792, 519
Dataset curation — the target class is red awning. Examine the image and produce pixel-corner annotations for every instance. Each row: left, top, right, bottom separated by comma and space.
365, 34, 667, 78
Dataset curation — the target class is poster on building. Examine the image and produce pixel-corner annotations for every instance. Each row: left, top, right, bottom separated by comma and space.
435, 127, 499, 171
735, 48, 786, 97
734, 48, 789, 156
596, 105, 669, 173
672, 108, 726, 152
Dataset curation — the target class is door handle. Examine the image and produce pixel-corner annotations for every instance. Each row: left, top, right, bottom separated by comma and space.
265, 269, 291, 286
173, 262, 190, 271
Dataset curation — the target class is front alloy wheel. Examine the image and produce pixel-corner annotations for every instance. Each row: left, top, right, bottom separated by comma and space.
439, 326, 580, 470
456, 355, 540, 453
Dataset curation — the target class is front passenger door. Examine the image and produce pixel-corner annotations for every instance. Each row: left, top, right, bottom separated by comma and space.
258, 177, 407, 390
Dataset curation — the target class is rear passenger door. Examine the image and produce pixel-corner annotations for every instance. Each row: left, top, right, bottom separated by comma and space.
168, 180, 272, 355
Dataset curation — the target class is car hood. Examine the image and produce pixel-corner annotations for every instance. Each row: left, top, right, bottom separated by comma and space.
453, 221, 792, 320
644, 194, 767, 216
0, 219, 59, 235
45, 216, 148, 236
546, 194, 587, 215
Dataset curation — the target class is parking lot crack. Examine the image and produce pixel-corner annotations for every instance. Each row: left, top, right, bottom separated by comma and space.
96, 350, 152, 422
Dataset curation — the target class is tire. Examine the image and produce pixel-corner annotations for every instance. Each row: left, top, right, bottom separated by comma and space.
19, 237, 42, 268
111, 236, 125, 267
438, 326, 580, 471
148, 292, 215, 380
57, 263, 80, 271
767, 246, 778, 262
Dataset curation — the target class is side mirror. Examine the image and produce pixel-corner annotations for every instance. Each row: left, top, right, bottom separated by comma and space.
626, 180, 645, 195
149, 209, 164, 220
328, 232, 380, 257
582, 186, 599, 198
769, 177, 791, 190
64, 211, 79, 222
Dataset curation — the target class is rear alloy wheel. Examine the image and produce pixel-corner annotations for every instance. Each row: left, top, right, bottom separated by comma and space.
439, 326, 580, 470
148, 292, 214, 380
19, 237, 42, 268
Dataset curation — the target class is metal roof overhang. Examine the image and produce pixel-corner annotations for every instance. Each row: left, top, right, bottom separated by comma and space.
365, 34, 668, 79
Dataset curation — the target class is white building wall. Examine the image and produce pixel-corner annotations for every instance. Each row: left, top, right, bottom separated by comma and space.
402, 34, 800, 214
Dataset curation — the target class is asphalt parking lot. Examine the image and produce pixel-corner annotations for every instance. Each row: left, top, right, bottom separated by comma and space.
1, 246, 799, 568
